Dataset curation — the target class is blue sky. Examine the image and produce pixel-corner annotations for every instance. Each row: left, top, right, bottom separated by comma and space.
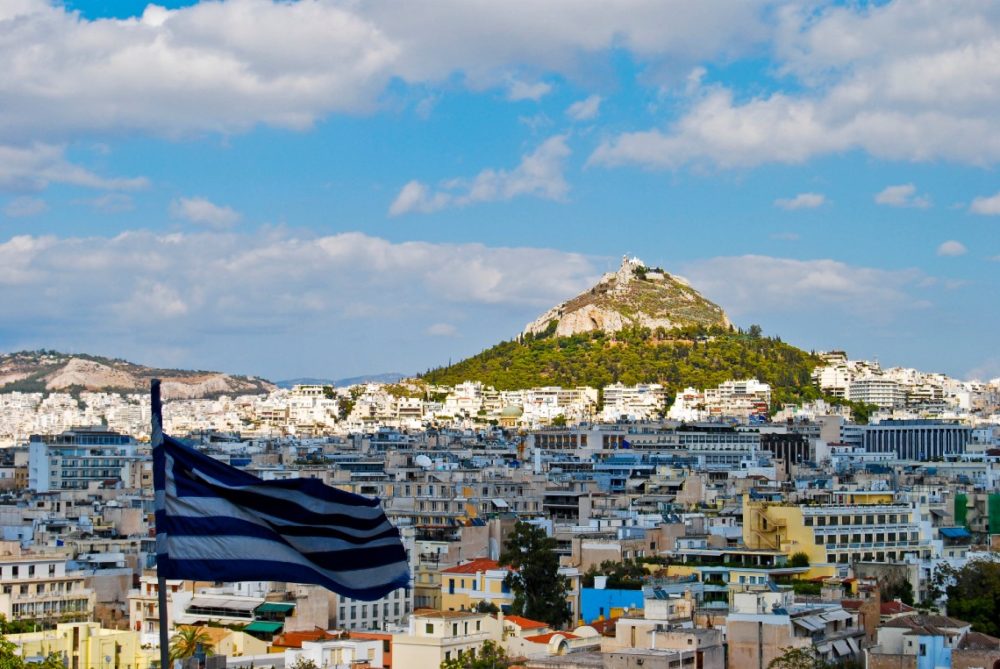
1, 0, 998, 382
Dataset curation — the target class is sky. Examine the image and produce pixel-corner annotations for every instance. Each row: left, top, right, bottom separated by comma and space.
1, 0, 998, 382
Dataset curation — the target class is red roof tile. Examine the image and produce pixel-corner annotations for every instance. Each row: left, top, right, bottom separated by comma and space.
881, 601, 915, 615
504, 615, 548, 630
441, 558, 501, 574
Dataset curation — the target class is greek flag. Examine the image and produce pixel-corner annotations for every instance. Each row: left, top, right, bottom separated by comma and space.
153, 433, 410, 601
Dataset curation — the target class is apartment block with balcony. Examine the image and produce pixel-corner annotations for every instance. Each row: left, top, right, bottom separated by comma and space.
0, 545, 96, 625
28, 427, 141, 492
743, 494, 929, 566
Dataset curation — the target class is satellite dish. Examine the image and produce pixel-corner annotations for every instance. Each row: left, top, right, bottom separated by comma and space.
415, 455, 433, 468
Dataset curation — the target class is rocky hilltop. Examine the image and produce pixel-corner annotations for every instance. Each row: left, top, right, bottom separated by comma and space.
0, 351, 275, 399
424, 256, 819, 399
523, 256, 731, 338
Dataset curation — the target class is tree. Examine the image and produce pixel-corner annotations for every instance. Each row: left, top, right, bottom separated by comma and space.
439, 640, 509, 669
881, 579, 914, 606
0, 633, 63, 669
0, 635, 23, 669
945, 558, 1000, 636
475, 601, 499, 614
789, 552, 810, 568
291, 659, 320, 669
499, 522, 572, 629
169, 627, 215, 661
767, 646, 829, 669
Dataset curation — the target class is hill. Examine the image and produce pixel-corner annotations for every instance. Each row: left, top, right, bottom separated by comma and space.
523, 256, 731, 338
422, 325, 823, 406
423, 256, 825, 407
0, 350, 275, 399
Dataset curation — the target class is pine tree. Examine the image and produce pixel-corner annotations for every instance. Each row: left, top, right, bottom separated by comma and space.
499, 522, 571, 629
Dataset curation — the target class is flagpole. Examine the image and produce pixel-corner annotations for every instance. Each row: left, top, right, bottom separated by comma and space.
151, 379, 170, 669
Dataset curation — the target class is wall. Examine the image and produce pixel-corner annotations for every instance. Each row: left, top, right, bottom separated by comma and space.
868, 652, 917, 669
580, 588, 644, 624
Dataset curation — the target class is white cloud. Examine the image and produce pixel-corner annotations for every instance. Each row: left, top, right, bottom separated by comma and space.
3, 196, 48, 218
937, 240, 967, 257
0, 229, 597, 349
169, 197, 242, 229
969, 191, 1000, 215
566, 95, 602, 121
389, 135, 571, 215
426, 322, 458, 337
592, 2, 1000, 169
875, 183, 931, 208
681, 255, 927, 321
0, 143, 148, 193
0, 0, 767, 141
507, 79, 552, 102
774, 192, 825, 210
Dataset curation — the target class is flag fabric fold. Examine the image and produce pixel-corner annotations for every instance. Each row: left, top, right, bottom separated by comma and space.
153, 433, 409, 601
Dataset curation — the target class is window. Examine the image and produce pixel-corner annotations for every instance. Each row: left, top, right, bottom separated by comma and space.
28, 565, 35, 576
425, 623, 434, 634
452, 623, 458, 636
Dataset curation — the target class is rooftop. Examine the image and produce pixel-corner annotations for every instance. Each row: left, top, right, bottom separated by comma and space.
441, 558, 504, 574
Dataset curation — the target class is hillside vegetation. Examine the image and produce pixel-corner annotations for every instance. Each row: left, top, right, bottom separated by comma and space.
423, 325, 825, 408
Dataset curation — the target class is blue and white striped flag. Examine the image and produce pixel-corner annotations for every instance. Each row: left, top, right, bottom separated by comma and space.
153, 434, 410, 600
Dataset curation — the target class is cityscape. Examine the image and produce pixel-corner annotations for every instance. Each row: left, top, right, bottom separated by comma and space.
2, 2, 1000, 669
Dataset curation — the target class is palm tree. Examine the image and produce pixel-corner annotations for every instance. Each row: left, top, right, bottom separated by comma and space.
168, 627, 215, 661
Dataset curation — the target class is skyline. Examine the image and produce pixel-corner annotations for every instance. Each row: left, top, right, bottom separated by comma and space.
1, 0, 999, 381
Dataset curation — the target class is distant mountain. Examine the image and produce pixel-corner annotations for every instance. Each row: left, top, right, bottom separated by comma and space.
0, 350, 275, 399
423, 257, 822, 406
275, 377, 338, 389
335, 373, 408, 387
275, 373, 408, 389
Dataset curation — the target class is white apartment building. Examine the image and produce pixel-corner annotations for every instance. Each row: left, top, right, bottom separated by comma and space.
601, 383, 668, 422
847, 377, 906, 409
28, 427, 140, 493
0, 546, 96, 624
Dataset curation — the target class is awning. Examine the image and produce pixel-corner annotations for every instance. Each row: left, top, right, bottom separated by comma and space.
792, 616, 824, 632
821, 610, 854, 622
187, 597, 260, 613
833, 640, 851, 656
256, 602, 295, 614
846, 638, 860, 654
245, 621, 284, 634
939, 527, 971, 539
491, 498, 510, 508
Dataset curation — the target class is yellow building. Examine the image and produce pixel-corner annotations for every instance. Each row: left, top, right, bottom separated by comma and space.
440, 558, 514, 612
8, 623, 157, 669
743, 494, 929, 566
